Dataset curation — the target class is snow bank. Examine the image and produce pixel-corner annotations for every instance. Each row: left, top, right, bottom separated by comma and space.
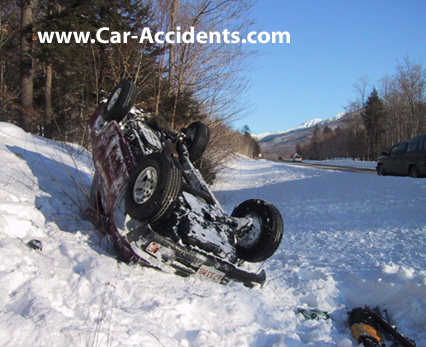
1, 122, 425, 346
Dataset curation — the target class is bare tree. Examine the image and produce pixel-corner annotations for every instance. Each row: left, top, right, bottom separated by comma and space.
379, 74, 403, 146
377, 57, 426, 147
168, 0, 179, 87
352, 75, 371, 107
153, 0, 255, 128
394, 57, 426, 138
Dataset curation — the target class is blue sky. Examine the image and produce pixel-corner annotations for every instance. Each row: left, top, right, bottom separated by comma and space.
233, 0, 426, 135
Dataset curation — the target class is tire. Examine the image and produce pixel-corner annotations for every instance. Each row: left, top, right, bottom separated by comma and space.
232, 199, 284, 263
409, 166, 419, 178
377, 164, 386, 176
184, 121, 210, 163
125, 153, 182, 223
102, 79, 137, 122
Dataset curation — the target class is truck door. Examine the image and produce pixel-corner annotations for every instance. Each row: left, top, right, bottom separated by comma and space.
387, 142, 406, 174
403, 137, 420, 175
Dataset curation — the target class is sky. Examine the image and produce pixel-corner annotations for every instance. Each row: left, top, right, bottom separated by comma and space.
232, 0, 426, 135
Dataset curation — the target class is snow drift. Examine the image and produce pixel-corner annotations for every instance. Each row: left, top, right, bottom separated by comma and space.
0, 122, 425, 346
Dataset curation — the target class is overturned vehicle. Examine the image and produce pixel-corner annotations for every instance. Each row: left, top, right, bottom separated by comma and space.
89, 80, 283, 287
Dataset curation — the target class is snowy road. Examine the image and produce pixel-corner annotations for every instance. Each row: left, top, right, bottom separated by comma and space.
276, 160, 377, 175
1, 123, 425, 347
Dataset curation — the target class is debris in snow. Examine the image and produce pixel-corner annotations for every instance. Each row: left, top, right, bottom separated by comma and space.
26, 239, 43, 251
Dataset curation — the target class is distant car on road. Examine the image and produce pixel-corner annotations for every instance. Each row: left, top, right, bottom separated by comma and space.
292, 153, 302, 162
376, 134, 426, 177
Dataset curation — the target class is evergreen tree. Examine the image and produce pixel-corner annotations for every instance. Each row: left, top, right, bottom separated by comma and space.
361, 88, 385, 160
241, 125, 251, 135
1, 0, 256, 181
34, 0, 159, 143
310, 124, 322, 160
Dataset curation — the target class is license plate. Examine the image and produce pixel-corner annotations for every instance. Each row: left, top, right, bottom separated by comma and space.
196, 265, 225, 283
146, 242, 160, 255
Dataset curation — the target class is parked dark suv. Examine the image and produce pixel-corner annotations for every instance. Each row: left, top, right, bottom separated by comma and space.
377, 134, 426, 177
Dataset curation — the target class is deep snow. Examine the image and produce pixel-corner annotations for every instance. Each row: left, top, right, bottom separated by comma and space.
1, 122, 425, 346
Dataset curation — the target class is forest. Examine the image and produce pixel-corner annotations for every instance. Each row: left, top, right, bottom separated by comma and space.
298, 58, 426, 161
2, 1, 424, 172
0, 0, 260, 182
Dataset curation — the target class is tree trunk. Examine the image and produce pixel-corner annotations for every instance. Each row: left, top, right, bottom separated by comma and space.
44, 62, 53, 137
168, 0, 178, 86
155, 58, 163, 115
20, 0, 35, 131
0, 60, 5, 111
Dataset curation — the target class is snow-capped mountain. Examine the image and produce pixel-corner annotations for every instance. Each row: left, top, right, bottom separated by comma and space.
255, 112, 353, 158
253, 118, 324, 142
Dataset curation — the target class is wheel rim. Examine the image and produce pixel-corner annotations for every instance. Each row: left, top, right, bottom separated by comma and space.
185, 126, 196, 142
133, 166, 158, 204
107, 88, 121, 111
238, 214, 262, 248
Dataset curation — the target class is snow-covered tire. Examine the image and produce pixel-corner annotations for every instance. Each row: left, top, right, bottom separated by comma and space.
409, 166, 419, 178
102, 79, 137, 123
232, 199, 283, 263
377, 164, 386, 176
184, 121, 210, 163
125, 153, 182, 224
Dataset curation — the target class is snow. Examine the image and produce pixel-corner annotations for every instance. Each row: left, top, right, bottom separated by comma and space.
1, 122, 426, 346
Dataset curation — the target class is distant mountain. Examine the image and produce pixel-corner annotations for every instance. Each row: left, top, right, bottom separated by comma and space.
255, 112, 354, 159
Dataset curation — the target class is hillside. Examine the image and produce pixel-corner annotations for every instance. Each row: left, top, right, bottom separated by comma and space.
1, 122, 425, 346
256, 112, 355, 159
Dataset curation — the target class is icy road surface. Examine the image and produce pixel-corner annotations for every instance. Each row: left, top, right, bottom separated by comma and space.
0, 122, 425, 346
